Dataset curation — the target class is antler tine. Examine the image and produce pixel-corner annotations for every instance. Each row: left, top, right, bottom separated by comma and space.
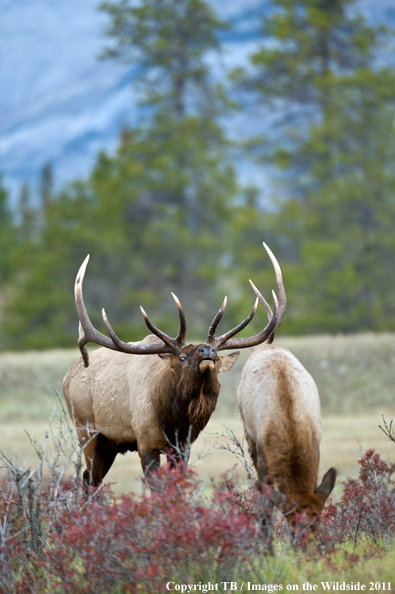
171, 292, 187, 345
206, 296, 227, 345
214, 242, 285, 351
74, 256, 184, 365
271, 289, 279, 318
262, 242, 287, 330
78, 321, 90, 368
215, 298, 259, 349
249, 280, 272, 319
217, 289, 279, 352
249, 280, 277, 345
102, 308, 131, 351
75, 255, 118, 367
140, 302, 184, 352
102, 306, 180, 354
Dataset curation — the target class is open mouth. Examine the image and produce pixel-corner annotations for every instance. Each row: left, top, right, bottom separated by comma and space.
198, 359, 215, 372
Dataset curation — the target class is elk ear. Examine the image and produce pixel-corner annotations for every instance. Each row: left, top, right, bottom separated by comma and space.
314, 467, 337, 504
158, 353, 178, 369
218, 351, 240, 373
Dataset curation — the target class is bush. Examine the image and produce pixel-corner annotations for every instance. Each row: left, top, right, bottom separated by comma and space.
332, 450, 395, 544
0, 465, 264, 593
1, 412, 395, 593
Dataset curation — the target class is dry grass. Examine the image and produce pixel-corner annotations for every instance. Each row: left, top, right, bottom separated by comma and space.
1, 333, 395, 495
0, 406, 393, 498
0, 349, 79, 421
1, 332, 395, 419
276, 332, 395, 413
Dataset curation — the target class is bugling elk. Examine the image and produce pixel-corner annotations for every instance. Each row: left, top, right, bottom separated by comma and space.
63, 243, 286, 492
237, 341, 336, 529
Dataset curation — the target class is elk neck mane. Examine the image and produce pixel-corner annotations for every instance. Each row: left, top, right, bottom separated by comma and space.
152, 362, 220, 443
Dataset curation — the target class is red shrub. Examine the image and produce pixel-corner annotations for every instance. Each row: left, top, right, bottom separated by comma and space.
337, 449, 395, 543
1, 464, 261, 593
316, 449, 395, 553
2, 450, 395, 592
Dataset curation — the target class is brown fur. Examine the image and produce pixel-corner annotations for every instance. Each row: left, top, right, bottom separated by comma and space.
63, 335, 239, 491
237, 344, 336, 525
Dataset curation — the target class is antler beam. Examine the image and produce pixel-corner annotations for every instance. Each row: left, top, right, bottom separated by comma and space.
75, 255, 186, 367
206, 242, 286, 351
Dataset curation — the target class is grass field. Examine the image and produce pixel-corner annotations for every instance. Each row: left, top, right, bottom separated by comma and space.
1, 332, 395, 496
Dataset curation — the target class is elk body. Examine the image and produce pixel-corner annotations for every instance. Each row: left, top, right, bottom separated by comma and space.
237, 344, 336, 525
63, 243, 286, 491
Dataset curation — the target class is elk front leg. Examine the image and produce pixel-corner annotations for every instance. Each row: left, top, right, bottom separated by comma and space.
139, 448, 160, 476
78, 428, 117, 495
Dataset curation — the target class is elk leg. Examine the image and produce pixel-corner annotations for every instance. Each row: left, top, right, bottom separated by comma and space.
254, 447, 275, 552
139, 448, 160, 476
253, 440, 270, 483
245, 433, 270, 481
246, 436, 258, 471
79, 430, 117, 493
247, 433, 275, 540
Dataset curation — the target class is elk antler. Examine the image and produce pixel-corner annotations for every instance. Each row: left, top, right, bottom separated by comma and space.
75, 255, 187, 367
206, 242, 286, 351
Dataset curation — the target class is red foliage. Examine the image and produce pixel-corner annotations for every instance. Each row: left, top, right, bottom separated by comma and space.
1, 450, 395, 592
336, 449, 395, 542
46, 466, 259, 592
316, 449, 395, 553
0, 465, 260, 593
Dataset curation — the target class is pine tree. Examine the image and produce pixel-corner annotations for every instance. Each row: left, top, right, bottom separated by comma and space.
18, 181, 36, 241
0, 176, 14, 283
40, 163, 55, 222
0, 177, 16, 349
3, 181, 97, 350
238, 0, 395, 333
100, 0, 228, 118
93, 0, 238, 333
2, 0, 239, 349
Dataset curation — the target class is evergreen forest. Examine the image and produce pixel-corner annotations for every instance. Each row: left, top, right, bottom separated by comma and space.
2, 0, 395, 350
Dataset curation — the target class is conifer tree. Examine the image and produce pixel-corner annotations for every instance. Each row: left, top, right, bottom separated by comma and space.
0, 176, 14, 284
2, 0, 238, 349
40, 163, 55, 222
93, 0, 238, 331
237, 0, 395, 333
0, 177, 16, 348
18, 182, 36, 241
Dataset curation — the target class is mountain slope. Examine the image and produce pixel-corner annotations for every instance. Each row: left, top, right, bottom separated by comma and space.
0, 0, 393, 207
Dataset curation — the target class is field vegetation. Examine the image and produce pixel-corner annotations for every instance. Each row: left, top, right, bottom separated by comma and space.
1, 333, 395, 591
1, 333, 395, 494
2, 0, 395, 589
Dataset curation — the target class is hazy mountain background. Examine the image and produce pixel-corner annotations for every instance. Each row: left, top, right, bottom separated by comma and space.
0, 0, 394, 208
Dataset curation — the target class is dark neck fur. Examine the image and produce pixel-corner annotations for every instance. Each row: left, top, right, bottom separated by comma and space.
154, 370, 220, 445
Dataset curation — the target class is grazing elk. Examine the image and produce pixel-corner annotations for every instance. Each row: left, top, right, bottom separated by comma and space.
63, 243, 286, 492
237, 343, 336, 529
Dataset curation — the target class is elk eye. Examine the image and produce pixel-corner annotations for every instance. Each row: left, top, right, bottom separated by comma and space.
216, 356, 219, 362
179, 356, 186, 362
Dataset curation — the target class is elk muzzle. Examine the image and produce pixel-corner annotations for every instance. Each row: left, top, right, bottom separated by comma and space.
197, 345, 217, 372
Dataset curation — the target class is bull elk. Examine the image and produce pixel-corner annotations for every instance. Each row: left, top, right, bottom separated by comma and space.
237, 344, 336, 529
63, 243, 286, 492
